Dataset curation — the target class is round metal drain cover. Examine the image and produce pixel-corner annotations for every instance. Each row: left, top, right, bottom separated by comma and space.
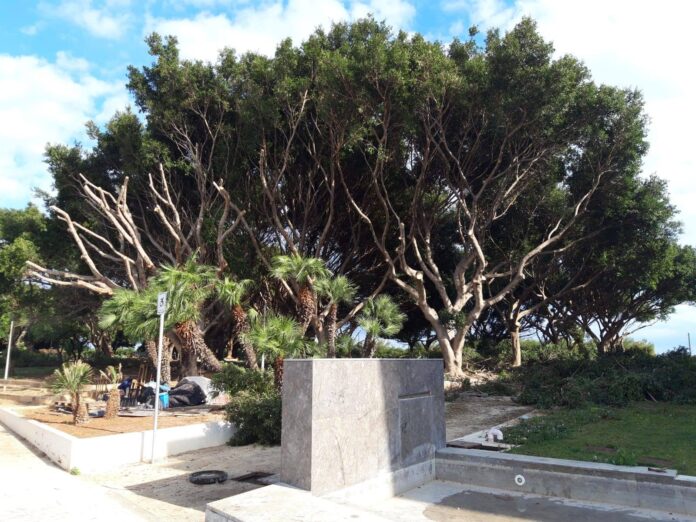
189, 470, 228, 485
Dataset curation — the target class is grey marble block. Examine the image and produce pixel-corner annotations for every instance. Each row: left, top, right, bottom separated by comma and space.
280, 359, 445, 494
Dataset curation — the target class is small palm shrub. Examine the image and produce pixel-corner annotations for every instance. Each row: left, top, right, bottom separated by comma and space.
99, 364, 122, 420
51, 360, 93, 425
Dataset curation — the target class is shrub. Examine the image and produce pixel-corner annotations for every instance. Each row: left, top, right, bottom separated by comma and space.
226, 390, 282, 446
211, 364, 274, 396
514, 348, 696, 408
211, 364, 280, 445
5, 348, 61, 367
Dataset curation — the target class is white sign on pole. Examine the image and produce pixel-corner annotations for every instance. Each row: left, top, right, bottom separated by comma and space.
152, 293, 167, 463
157, 292, 168, 316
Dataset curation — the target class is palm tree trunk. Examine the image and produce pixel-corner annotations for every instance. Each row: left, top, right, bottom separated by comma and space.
298, 285, 315, 334
363, 333, 374, 358
175, 321, 222, 373
73, 394, 88, 425
145, 340, 158, 369
105, 388, 120, 419
231, 305, 258, 370
327, 304, 337, 358
274, 355, 284, 390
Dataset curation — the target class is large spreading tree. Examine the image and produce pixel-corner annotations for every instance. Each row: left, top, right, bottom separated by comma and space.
21, 17, 694, 376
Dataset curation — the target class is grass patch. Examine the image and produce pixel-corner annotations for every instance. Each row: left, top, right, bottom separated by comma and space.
504, 402, 696, 475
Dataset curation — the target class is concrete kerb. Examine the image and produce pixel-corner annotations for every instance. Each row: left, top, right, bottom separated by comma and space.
435, 447, 696, 516
0, 406, 235, 472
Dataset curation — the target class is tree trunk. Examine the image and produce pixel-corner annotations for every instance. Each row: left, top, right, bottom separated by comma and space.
416, 300, 468, 379
104, 388, 120, 419
326, 304, 337, 358
175, 321, 222, 373
231, 304, 258, 370
144, 340, 158, 369
362, 333, 374, 358
511, 325, 522, 367
274, 355, 284, 390
73, 394, 88, 425
298, 285, 315, 334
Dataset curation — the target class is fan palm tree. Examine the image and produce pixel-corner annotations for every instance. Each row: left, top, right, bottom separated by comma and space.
243, 313, 305, 389
271, 255, 330, 334
315, 276, 356, 358
152, 259, 222, 374
358, 295, 406, 358
100, 258, 223, 376
51, 360, 92, 425
99, 364, 122, 420
99, 287, 174, 379
215, 277, 259, 369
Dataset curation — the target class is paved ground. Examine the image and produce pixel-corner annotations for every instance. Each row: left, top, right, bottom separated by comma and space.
354, 481, 696, 521
0, 422, 155, 522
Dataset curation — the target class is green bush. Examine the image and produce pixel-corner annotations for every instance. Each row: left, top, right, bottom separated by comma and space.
211, 364, 281, 445
4, 348, 61, 367
514, 348, 696, 408
226, 390, 282, 446
211, 363, 274, 396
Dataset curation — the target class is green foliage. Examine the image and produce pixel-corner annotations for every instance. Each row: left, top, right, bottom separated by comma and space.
211, 364, 274, 396
514, 348, 696, 408
243, 313, 309, 359
315, 276, 357, 306
226, 390, 282, 446
51, 360, 93, 396
5, 348, 61, 367
212, 364, 281, 446
359, 295, 406, 337
271, 255, 330, 285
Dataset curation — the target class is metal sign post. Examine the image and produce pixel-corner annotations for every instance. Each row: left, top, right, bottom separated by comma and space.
4, 320, 15, 381
151, 292, 167, 463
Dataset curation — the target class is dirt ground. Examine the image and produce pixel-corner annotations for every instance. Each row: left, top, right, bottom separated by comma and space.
81, 443, 281, 521
23, 407, 225, 438
74, 393, 532, 521
445, 392, 534, 440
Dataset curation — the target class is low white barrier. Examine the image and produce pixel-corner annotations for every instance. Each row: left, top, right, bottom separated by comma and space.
0, 406, 235, 472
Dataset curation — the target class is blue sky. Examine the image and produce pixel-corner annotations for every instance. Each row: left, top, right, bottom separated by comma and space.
1, 0, 695, 351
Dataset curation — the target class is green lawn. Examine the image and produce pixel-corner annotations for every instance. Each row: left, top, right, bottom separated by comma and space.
504, 402, 696, 476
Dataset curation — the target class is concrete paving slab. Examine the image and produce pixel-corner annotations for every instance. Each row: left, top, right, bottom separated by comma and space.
0, 421, 154, 522
348, 480, 696, 522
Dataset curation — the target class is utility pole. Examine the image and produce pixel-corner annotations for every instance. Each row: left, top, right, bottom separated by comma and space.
151, 292, 167, 463
689, 333, 692, 356
4, 320, 15, 381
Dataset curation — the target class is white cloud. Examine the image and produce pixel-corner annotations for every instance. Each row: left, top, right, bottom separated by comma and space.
40, 0, 131, 39
0, 53, 127, 208
146, 0, 416, 61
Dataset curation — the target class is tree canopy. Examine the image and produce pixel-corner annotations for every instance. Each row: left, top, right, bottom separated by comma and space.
8, 17, 694, 376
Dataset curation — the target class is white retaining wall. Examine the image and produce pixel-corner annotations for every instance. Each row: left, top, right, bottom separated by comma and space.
0, 406, 235, 472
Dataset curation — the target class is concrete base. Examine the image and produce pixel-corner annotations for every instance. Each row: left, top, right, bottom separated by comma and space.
0, 406, 235, 472
281, 359, 445, 494
206, 479, 694, 521
435, 448, 696, 516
